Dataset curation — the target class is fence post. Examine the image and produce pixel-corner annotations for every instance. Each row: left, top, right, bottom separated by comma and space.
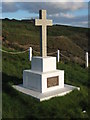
29, 47, 32, 61
57, 49, 60, 63
85, 52, 88, 68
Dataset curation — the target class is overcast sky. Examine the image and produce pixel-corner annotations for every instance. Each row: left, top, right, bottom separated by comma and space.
2, 1, 89, 28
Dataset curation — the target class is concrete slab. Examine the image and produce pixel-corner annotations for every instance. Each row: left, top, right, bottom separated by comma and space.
13, 84, 80, 102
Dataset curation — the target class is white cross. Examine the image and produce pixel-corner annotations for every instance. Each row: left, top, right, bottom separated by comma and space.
35, 10, 52, 57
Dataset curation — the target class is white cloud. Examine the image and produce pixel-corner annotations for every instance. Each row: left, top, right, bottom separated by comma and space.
73, 21, 88, 25
2, 2, 88, 28
81, 21, 88, 24
60, 13, 75, 18
49, 13, 75, 18
49, 13, 59, 17
2, 2, 87, 14
51, 2, 87, 11
2, 0, 87, 2
71, 21, 88, 27
3, 0, 14, 1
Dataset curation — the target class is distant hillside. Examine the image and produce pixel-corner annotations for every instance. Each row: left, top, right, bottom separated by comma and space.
2, 18, 89, 64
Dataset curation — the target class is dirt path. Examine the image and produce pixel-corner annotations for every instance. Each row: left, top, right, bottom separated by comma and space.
3, 40, 40, 50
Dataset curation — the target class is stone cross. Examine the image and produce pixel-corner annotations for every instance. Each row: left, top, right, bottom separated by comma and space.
35, 10, 52, 57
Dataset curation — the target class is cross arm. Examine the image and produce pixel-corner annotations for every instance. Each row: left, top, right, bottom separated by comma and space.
35, 19, 43, 26
46, 20, 53, 26
35, 19, 53, 26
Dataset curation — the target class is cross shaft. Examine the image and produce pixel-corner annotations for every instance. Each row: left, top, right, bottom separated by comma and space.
35, 10, 52, 57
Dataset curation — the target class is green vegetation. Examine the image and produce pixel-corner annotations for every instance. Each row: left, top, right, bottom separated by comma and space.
2, 19, 89, 119
2, 52, 89, 119
2, 19, 89, 64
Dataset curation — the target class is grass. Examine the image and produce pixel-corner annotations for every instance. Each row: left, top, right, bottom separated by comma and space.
2, 19, 89, 119
2, 51, 89, 119
2, 19, 88, 60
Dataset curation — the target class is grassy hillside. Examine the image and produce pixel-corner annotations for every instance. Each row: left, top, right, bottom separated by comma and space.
2, 18, 89, 119
2, 52, 89, 119
2, 19, 88, 64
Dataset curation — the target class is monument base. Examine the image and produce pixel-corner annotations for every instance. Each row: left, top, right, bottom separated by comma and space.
17, 56, 80, 101
23, 70, 64, 93
23, 56, 64, 93
13, 84, 80, 101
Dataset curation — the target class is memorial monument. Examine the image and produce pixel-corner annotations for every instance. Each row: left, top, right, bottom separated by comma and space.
13, 10, 80, 101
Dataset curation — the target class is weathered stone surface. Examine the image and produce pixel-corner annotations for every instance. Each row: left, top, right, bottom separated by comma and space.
35, 10, 52, 57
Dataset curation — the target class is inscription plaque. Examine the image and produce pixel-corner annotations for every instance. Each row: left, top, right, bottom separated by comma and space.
47, 76, 59, 88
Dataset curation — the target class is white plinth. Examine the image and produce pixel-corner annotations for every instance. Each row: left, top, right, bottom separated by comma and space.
23, 70, 64, 93
13, 84, 80, 101
31, 56, 56, 72
23, 56, 64, 93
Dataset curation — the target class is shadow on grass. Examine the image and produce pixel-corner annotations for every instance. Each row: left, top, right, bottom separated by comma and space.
2, 72, 89, 119
2, 72, 40, 118
2, 72, 38, 102
2, 72, 22, 85
2, 72, 22, 96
